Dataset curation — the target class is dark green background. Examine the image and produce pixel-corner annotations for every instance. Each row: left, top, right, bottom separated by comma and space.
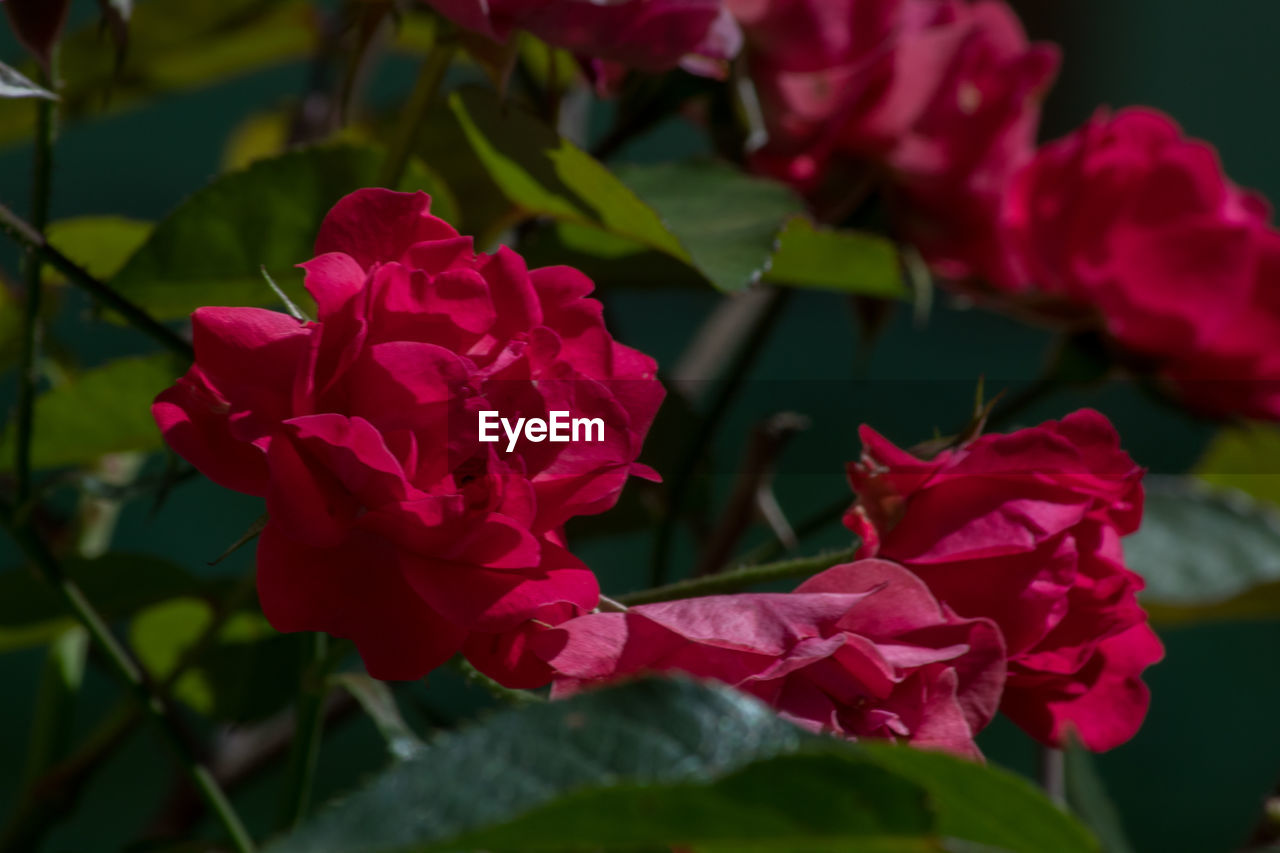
2, 2, 1279, 850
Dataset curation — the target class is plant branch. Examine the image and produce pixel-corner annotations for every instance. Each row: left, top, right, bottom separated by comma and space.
0, 514, 255, 852
0, 701, 142, 853
694, 412, 809, 577
0, 202, 193, 361
650, 287, 793, 587
622, 545, 860, 606
14, 63, 57, 506
277, 633, 331, 831
735, 494, 853, 567
376, 24, 457, 188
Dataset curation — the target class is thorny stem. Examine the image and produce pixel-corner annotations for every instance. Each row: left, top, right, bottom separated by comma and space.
0, 515, 255, 853
14, 62, 57, 506
0, 202, 193, 361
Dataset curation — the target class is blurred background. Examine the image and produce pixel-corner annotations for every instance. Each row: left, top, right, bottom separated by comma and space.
1, 2, 1278, 851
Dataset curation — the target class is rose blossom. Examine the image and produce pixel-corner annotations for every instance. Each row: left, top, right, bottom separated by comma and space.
730, 0, 1057, 280
535, 559, 1006, 758
422, 0, 741, 79
844, 409, 1163, 751
153, 188, 664, 681
1001, 108, 1280, 419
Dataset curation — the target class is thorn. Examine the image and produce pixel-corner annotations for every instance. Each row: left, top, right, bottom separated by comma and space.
261, 266, 310, 322
209, 513, 269, 566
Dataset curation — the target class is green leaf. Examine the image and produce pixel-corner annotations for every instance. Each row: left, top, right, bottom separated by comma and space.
0, 553, 203, 653
518, 220, 706, 290
616, 161, 805, 293
1064, 739, 1136, 853
0, 0, 316, 145
110, 144, 455, 321
44, 217, 152, 285
0, 60, 56, 99
131, 597, 298, 722
331, 673, 425, 761
1196, 423, 1280, 507
21, 626, 89, 785
0, 354, 179, 471
449, 88, 807, 292
1127, 479, 1280, 625
448, 88, 688, 259
765, 216, 908, 299
267, 678, 1094, 853
864, 743, 1098, 853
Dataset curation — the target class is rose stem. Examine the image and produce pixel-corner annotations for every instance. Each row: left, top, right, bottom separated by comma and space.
0, 515, 256, 852
0, 202, 193, 361
376, 18, 457, 189
13, 59, 57, 506
622, 545, 860, 606
277, 632, 332, 830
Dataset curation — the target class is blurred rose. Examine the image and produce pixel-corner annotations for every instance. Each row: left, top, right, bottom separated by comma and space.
536, 559, 1006, 758
423, 0, 741, 78
1002, 108, 1280, 419
845, 409, 1163, 750
153, 189, 664, 680
732, 0, 1057, 279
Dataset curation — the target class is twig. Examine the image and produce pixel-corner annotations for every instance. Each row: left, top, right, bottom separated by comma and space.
0, 702, 142, 853
0, 513, 255, 852
376, 23, 457, 188
277, 633, 331, 830
734, 494, 853, 567
0, 202, 193, 361
14, 63, 57, 506
147, 690, 361, 842
650, 287, 793, 587
694, 412, 809, 576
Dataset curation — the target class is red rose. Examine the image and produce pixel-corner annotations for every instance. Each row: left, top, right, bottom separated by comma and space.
1002, 108, 1280, 419
153, 189, 664, 680
422, 0, 741, 77
464, 601, 582, 689
844, 409, 1163, 751
732, 0, 1056, 279
536, 559, 1006, 758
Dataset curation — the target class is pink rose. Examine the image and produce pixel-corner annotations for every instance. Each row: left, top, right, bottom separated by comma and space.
423, 0, 741, 77
733, 0, 1056, 279
153, 189, 664, 680
844, 409, 1163, 751
1002, 108, 1280, 419
536, 559, 1006, 758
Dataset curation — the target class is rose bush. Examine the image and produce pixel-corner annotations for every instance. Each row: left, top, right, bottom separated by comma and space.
422, 0, 741, 80
844, 409, 1163, 751
153, 188, 664, 680
1000, 108, 1280, 419
535, 559, 1006, 758
730, 0, 1057, 278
